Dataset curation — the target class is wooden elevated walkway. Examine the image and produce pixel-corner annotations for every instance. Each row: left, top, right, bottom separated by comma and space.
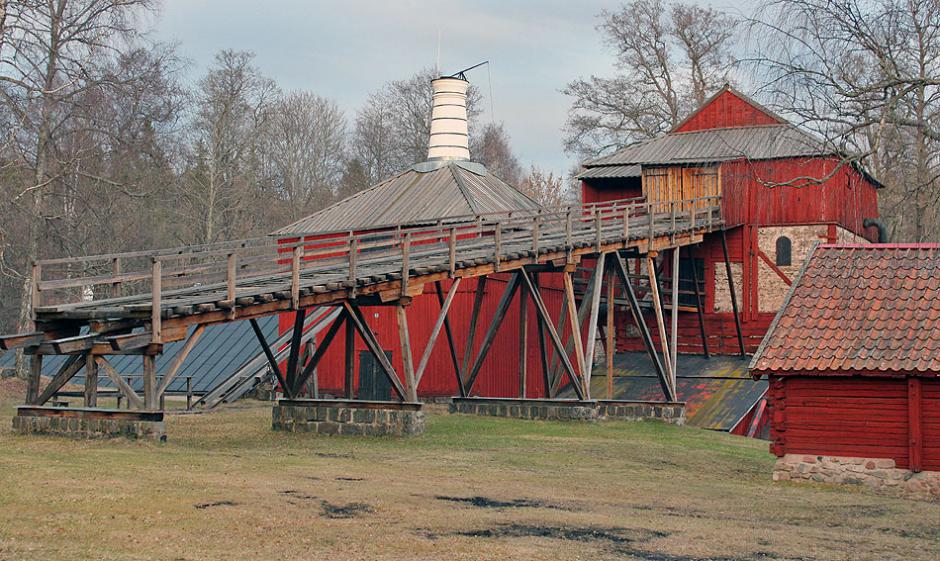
4, 195, 725, 413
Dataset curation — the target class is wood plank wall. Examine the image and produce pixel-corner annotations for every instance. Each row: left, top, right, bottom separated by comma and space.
642, 165, 721, 213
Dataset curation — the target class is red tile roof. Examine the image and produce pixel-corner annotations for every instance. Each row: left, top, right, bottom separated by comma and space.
750, 243, 940, 377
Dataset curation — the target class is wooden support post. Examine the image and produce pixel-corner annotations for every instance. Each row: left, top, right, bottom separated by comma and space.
494, 223, 502, 271
98, 357, 143, 409
226, 253, 237, 319
249, 318, 290, 396
150, 259, 161, 344
434, 281, 465, 396
348, 238, 358, 294
909, 377, 923, 473
292, 312, 346, 397
531, 214, 540, 260
343, 302, 406, 401
466, 273, 521, 393
533, 275, 553, 398
622, 205, 630, 241
611, 254, 673, 401
417, 279, 462, 387
111, 257, 122, 299
34, 354, 83, 406
30, 261, 41, 329
582, 254, 607, 392
688, 246, 710, 358
518, 280, 528, 398
462, 277, 488, 377
401, 232, 411, 298
397, 304, 417, 402
595, 210, 602, 252
606, 270, 615, 400
291, 244, 302, 309
565, 210, 573, 262
143, 354, 157, 410
448, 228, 457, 276
285, 308, 307, 396
519, 270, 585, 400
344, 309, 356, 399
670, 247, 680, 386
647, 253, 675, 397
84, 353, 98, 407
562, 271, 586, 379
26, 354, 42, 404
720, 229, 747, 356
157, 324, 206, 396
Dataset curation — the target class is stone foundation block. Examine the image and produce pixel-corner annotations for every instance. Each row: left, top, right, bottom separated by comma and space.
12, 406, 166, 441
596, 400, 685, 425
773, 454, 940, 501
273, 399, 425, 436
450, 398, 599, 421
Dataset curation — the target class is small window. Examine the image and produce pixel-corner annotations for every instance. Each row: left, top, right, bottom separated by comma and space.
775, 236, 792, 266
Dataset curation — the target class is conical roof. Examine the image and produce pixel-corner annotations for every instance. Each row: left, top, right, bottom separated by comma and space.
273, 160, 539, 236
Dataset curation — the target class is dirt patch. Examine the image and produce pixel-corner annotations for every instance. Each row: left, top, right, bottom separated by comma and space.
335, 476, 364, 481
194, 500, 239, 509
455, 523, 665, 545
435, 495, 570, 510
315, 452, 354, 459
279, 489, 317, 500
320, 501, 373, 519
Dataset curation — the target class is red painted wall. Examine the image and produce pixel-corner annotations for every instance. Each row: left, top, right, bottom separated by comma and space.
675, 90, 782, 133
768, 376, 940, 471
279, 275, 570, 399
582, 178, 642, 204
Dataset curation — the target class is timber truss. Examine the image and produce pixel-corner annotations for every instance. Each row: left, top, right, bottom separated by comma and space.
1, 195, 736, 411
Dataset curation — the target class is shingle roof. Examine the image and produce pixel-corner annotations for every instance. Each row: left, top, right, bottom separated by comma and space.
576, 164, 642, 180
750, 244, 940, 376
273, 161, 539, 236
584, 124, 828, 168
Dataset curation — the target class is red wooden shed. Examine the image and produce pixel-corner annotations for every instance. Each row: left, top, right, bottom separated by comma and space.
750, 244, 940, 499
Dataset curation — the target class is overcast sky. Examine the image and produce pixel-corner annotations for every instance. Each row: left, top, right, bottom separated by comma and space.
154, 0, 740, 178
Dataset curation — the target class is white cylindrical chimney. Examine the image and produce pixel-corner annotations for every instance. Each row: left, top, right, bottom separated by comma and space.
428, 76, 470, 161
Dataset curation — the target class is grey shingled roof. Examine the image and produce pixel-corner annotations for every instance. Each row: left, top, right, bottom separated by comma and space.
0, 316, 279, 395
274, 161, 539, 236
584, 125, 828, 168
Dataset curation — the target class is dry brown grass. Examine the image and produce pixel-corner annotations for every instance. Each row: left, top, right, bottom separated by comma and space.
0, 390, 936, 561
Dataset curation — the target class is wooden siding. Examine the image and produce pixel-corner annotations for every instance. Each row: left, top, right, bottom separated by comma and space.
675, 90, 782, 133
720, 157, 880, 239
643, 165, 720, 213
769, 376, 940, 471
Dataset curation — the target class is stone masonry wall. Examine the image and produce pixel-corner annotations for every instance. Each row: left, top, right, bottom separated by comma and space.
713, 262, 742, 313
757, 225, 828, 312
774, 454, 940, 501
12, 413, 166, 441
597, 401, 685, 424
272, 402, 425, 436
450, 399, 685, 424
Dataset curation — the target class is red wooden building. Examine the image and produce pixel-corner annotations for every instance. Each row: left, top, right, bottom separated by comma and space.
579, 85, 883, 355
750, 244, 940, 498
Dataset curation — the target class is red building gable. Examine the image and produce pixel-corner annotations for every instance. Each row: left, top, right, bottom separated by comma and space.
672, 86, 786, 133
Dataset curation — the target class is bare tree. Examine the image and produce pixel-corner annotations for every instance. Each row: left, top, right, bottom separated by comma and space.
176, 50, 277, 244
749, 0, 940, 241
563, 0, 738, 159
264, 91, 346, 224
519, 166, 572, 207
470, 122, 523, 185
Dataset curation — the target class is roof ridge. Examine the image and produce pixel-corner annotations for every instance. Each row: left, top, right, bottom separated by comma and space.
668, 85, 789, 133
449, 163, 482, 215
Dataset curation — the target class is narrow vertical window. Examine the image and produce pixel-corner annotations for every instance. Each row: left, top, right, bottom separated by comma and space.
775, 236, 792, 266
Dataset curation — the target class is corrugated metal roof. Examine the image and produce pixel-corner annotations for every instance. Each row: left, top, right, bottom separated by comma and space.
583, 125, 829, 168
576, 164, 642, 179
273, 161, 539, 236
751, 243, 940, 376
580, 352, 766, 431
0, 316, 280, 394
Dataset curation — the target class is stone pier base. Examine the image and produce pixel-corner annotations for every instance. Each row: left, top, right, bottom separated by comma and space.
272, 399, 425, 436
450, 397, 685, 423
12, 406, 166, 441
774, 454, 940, 501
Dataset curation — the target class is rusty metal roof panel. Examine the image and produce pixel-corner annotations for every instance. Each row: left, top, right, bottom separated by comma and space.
584, 125, 828, 168
273, 162, 539, 236
751, 243, 940, 376
576, 164, 642, 179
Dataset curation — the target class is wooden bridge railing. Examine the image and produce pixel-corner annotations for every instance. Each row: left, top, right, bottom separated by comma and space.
31, 195, 722, 323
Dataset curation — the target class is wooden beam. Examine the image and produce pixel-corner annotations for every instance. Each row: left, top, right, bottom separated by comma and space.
757, 249, 792, 286
434, 280, 465, 397
343, 302, 406, 401
518, 280, 528, 398
720, 229, 747, 356
143, 354, 157, 410
84, 353, 98, 407
34, 354, 83, 406
292, 312, 346, 397
611, 254, 673, 401
397, 304, 418, 402
344, 309, 355, 399
461, 277, 488, 379
550, 265, 598, 397
909, 377, 923, 473
533, 276, 553, 398
284, 308, 307, 394
670, 247, 679, 385
606, 270, 615, 400
157, 324, 206, 396
562, 271, 586, 380
518, 269, 585, 400
107, 331, 153, 351
647, 253, 674, 396
582, 253, 607, 396
248, 318, 290, 396
97, 357, 143, 409
465, 274, 521, 394
26, 354, 42, 404
48, 333, 99, 354
0, 332, 44, 351
687, 245, 710, 359
416, 278, 462, 387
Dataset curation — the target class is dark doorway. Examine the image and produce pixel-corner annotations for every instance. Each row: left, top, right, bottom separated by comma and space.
678, 258, 705, 308
358, 350, 393, 401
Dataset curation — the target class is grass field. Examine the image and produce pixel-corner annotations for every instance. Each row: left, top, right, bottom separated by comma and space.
0, 383, 937, 561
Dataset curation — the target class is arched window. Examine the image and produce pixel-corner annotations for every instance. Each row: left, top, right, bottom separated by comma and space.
775, 236, 792, 266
